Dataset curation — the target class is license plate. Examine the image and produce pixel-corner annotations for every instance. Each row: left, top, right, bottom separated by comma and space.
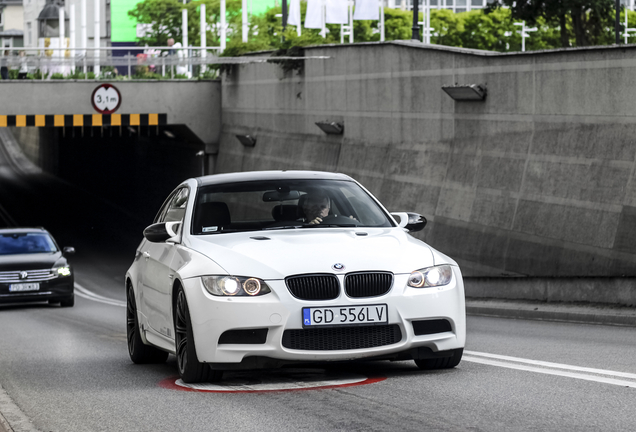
9, 283, 40, 292
302, 304, 388, 327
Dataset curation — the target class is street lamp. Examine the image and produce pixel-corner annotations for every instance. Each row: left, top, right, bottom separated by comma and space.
412, 0, 420, 41
617, 0, 621, 44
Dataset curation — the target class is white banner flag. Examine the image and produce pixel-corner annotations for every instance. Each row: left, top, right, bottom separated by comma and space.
288, 0, 302, 26
326, 0, 348, 24
305, 0, 324, 29
353, 0, 380, 21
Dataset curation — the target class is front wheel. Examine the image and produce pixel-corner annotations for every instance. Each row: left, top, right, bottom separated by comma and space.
175, 286, 223, 383
127, 286, 168, 364
414, 348, 463, 370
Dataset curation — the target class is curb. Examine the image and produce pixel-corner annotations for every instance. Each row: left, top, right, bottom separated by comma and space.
0, 383, 40, 432
466, 299, 636, 327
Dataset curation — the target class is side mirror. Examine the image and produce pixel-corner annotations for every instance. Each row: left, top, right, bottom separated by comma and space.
391, 212, 427, 232
143, 221, 181, 243
62, 247, 75, 256
405, 212, 426, 232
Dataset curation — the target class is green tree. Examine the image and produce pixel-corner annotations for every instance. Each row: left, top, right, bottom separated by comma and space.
128, 0, 244, 47
490, 0, 617, 47
430, 8, 464, 47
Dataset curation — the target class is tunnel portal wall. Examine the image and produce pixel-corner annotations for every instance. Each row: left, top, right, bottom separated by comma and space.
217, 41, 636, 278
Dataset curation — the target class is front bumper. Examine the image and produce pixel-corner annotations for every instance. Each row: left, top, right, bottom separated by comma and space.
0, 277, 74, 304
183, 267, 466, 367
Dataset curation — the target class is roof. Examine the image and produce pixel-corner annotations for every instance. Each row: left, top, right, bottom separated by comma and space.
196, 170, 353, 187
37, 1, 66, 21
0, 29, 24, 37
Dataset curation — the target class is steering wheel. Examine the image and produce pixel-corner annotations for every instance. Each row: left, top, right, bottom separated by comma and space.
319, 215, 360, 226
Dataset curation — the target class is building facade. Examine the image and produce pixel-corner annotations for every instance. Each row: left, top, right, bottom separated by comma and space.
0, 0, 24, 49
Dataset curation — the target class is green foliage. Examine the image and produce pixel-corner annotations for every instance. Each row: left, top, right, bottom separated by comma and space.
8, 69, 18, 79
27, 69, 48, 80
50, 72, 65, 80
491, 0, 619, 47
129, 0, 244, 47
128, 0, 636, 69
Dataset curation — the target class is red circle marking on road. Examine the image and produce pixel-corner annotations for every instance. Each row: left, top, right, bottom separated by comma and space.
159, 371, 386, 393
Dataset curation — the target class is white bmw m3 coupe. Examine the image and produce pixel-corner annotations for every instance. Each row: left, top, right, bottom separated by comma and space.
126, 170, 466, 383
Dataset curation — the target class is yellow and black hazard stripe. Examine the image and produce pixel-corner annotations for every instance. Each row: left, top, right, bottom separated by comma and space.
0, 114, 167, 127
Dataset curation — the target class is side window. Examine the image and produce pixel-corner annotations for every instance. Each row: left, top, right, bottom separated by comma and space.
164, 188, 189, 223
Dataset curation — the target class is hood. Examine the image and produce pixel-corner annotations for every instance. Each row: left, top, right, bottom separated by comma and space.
0, 252, 63, 272
185, 228, 435, 280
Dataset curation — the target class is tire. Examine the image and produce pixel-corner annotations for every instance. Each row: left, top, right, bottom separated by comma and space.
175, 287, 223, 383
127, 286, 169, 364
414, 348, 463, 370
60, 295, 75, 308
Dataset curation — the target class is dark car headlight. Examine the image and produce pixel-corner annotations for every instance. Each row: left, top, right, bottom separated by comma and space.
202, 276, 271, 297
53, 265, 72, 277
408, 265, 452, 288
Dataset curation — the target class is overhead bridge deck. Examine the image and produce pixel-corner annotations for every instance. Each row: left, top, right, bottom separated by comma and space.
0, 80, 220, 147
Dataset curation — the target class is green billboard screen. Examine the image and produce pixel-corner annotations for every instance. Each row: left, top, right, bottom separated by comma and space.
111, 0, 278, 43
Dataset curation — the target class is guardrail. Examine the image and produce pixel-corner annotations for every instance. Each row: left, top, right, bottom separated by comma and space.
0, 46, 221, 80
0, 46, 329, 81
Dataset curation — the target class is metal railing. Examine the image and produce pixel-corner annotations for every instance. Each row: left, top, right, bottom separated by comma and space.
0, 46, 329, 80
1, 46, 221, 80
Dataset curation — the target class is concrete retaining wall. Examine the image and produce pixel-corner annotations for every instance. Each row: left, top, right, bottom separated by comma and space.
216, 41, 636, 278
465, 277, 636, 306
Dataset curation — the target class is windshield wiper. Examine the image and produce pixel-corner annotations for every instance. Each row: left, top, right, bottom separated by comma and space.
301, 224, 358, 228
263, 225, 303, 230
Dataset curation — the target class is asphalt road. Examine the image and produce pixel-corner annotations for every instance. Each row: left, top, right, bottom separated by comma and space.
2, 134, 636, 431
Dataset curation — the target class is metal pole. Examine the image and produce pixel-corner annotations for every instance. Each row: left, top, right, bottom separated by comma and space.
412, 0, 420, 41
380, 1, 385, 42
70, 5, 76, 72
94, 0, 100, 76
242, 0, 248, 43
282, 0, 288, 32
81, 0, 87, 74
201, 4, 207, 75
59, 6, 65, 75
617, 0, 621, 44
182, 8, 188, 76
220, 0, 226, 53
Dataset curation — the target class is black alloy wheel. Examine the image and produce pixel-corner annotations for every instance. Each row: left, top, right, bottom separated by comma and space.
414, 348, 463, 370
175, 287, 223, 383
126, 285, 168, 364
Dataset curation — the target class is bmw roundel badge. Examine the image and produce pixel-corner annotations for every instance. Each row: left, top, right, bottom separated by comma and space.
332, 263, 345, 271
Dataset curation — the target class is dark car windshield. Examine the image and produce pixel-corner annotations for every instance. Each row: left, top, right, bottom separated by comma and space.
192, 179, 394, 235
0, 233, 58, 255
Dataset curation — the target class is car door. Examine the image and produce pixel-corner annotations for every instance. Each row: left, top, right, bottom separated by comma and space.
141, 187, 188, 339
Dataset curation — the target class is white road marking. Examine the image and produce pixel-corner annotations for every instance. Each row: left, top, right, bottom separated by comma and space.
74, 283, 126, 308
464, 350, 636, 388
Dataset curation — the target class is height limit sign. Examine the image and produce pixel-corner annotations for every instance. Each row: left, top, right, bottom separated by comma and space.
91, 84, 121, 114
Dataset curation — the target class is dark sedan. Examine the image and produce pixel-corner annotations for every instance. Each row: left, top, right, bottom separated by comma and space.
0, 228, 75, 307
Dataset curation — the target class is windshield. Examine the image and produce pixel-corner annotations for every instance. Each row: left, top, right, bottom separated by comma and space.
0, 233, 58, 255
192, 179, 394, 235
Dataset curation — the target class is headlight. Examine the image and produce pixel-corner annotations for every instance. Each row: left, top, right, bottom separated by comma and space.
202, 276, 271, 297
408, 265, 452, 288
53, 265, 71, 277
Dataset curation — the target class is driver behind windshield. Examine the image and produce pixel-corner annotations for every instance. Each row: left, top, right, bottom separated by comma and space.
300, 191, 330, 225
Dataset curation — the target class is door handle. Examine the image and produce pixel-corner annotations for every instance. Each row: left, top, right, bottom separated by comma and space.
142, 251, 150, 260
